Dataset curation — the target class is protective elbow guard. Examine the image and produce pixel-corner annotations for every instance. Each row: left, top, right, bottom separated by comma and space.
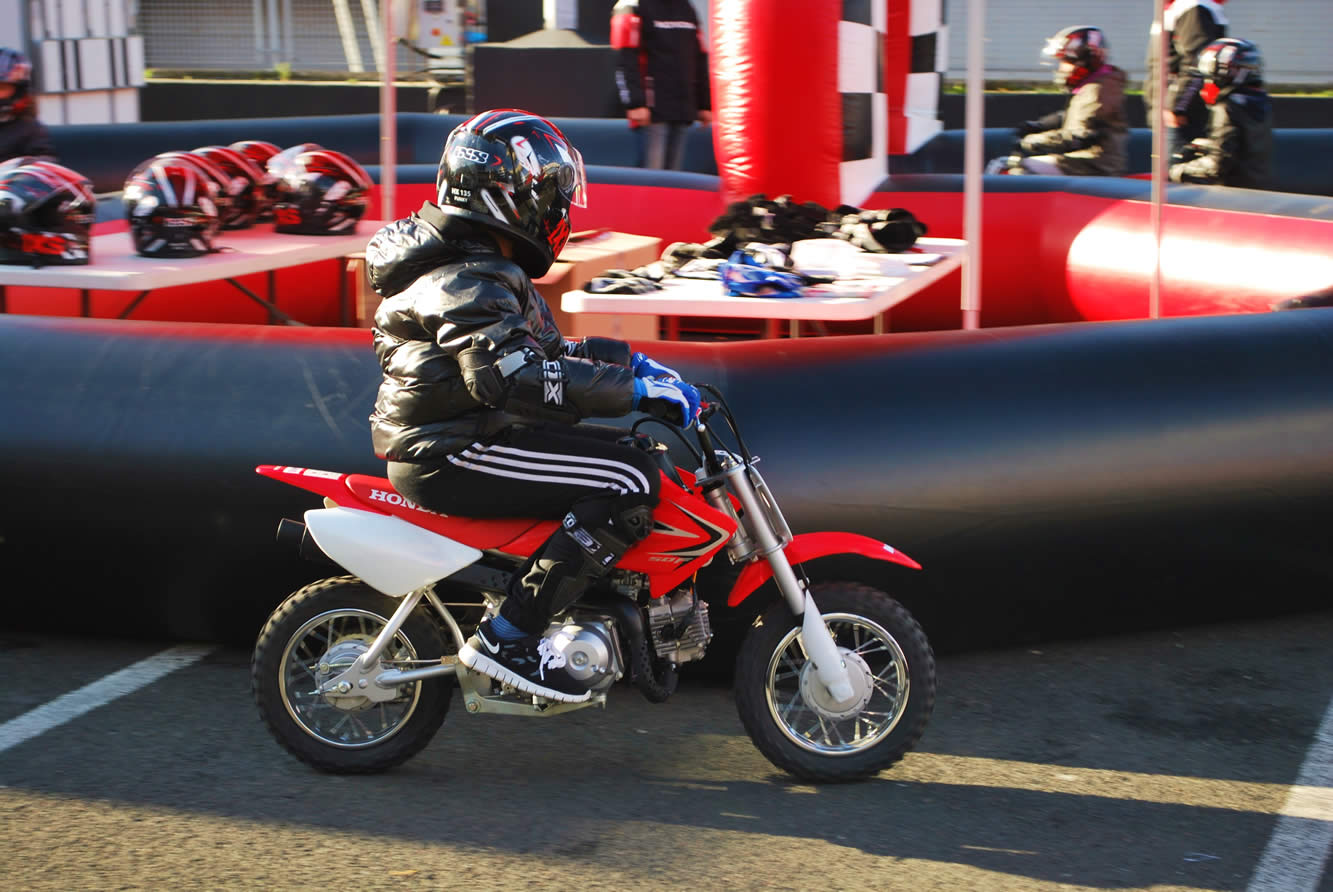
461, 346, 582, 423
457, 346, 508, 407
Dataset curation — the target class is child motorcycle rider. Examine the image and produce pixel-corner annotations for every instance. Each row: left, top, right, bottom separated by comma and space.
1168, 38, 1271, 189
365, 109, 700, 705
987, 26, 1128, 176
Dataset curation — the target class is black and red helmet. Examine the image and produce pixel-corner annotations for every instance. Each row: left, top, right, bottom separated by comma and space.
271, 148, 371, 235
0, 161, 95, 266
435, 109, 587, 277
228, 140, 282, 221
122, 159, 221, 258
128, 151, 245, 229
192, 145, 269, 229
0, 48, 34, 122
1041, 26, 1109, 90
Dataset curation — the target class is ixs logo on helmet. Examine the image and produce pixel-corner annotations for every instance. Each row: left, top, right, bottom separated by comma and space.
452, 145, 490, 165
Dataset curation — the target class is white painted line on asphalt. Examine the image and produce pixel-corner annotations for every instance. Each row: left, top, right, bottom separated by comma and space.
1247, 693, 1333, 892
0, 645, 214, 754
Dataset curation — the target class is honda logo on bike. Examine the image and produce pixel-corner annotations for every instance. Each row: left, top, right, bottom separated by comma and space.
367, 488, 442, 516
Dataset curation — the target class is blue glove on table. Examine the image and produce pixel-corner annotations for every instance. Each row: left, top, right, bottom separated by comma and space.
633, 377, 701, 427
631, 351, 682, 381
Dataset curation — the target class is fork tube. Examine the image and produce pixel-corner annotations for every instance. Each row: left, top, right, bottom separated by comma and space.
730, 466, 855, 702
356, 589, 425, 669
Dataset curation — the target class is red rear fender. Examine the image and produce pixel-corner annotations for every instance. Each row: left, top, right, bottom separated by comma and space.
726, 531, 921, 607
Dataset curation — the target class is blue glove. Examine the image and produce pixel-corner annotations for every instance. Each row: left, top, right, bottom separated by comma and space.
633, 377, 701, 427
631, 351, 681, 381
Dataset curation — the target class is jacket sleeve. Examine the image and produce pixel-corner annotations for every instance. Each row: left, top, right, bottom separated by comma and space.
1021, 87, 1106, 155
443, 268, 637, 422
612, 1, 646, 110
695, 33, 711, 112
1166, 8, 1226, 110
564, 335, 633, 366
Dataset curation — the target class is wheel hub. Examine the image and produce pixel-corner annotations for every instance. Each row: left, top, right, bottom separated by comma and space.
799, 646, 874, 720
317, 640, 374, 711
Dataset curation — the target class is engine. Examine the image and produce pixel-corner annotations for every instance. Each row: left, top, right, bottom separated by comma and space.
647, 587, 713, 665
545, 619, 622, 693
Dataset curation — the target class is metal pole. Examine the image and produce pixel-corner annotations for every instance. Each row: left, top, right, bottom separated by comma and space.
1149, 0, 1166, 320
281, 0, 294, 67
253, 0, 266, 66
379, 0, 397, 221
961, 0, 985, 331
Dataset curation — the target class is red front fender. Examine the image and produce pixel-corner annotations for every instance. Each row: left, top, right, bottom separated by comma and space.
726, 532, 922, 607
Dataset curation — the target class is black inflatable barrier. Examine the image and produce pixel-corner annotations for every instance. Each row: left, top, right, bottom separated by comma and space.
1, 311, 1331, 653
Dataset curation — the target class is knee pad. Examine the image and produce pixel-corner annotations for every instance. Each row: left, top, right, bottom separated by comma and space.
612, 500, 654, 542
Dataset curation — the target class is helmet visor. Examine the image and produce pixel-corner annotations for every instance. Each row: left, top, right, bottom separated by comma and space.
557, 143, 587, 209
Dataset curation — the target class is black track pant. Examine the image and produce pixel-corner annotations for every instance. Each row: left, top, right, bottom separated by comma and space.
389, 423, 662, 634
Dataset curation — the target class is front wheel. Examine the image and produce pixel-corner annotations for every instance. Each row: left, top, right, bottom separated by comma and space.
734, 581, 936, 783
251, 576, 453, 773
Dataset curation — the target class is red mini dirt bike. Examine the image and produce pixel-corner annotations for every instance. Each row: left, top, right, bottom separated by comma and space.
251, 387, 936, 782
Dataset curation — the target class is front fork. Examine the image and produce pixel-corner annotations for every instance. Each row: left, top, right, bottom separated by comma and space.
716, 453, 856, 704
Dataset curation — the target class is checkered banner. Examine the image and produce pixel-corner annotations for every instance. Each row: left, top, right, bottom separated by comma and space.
712, 0, 944, 209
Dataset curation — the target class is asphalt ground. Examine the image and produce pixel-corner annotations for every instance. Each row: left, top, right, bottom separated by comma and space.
0, 609, 1330, 891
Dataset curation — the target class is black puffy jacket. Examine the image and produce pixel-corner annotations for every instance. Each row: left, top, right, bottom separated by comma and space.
367, 204, 637, 462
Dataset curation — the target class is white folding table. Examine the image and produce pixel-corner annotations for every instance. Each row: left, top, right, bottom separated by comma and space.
561, 237, 967, 338
0, 223, 384, 325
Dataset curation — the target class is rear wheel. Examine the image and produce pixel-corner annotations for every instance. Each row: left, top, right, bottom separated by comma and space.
734, 581, 935, 783
251, 576, 452, 773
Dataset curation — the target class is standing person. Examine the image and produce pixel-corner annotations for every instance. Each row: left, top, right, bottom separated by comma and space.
0, 49, 55, 163
1144, 0, 1228, 160
1169, 38, 1272, 189
988, 26, 1128, 176
611, 0, 712, 171
365, 109, 701, 704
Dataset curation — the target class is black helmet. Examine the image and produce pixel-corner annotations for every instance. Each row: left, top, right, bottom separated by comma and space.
1041, 26, 1108, 90
435, 109, 587, 277
122, 159, 221, 258
0, 48, 34, 122
128, 151, 243, 230
1197, 38, 1264, 88
192, 145, 269, 229
271, 148, 371, 235
228, 140, 283, 221
0, 161, 95, 266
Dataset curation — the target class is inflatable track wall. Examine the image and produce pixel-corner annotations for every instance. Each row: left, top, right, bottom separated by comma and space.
2, 311, 1330, 651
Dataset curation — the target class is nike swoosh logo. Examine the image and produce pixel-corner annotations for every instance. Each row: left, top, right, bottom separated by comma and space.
478, 629, 501, 654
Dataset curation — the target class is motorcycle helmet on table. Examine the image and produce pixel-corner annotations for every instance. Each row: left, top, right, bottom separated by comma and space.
434, 109, 587, 277
229, 140, 283, 221
127, 151, 244, 230
271, 148, 372, 235
0, 161, 95, 266
191, 144, 270, 229
122, 159, 221, 258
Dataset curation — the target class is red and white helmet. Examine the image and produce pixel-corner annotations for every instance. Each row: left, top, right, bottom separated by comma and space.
271, 149, 372, 235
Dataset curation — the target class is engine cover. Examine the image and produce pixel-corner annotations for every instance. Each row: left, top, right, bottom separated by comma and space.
545, 620, 621, 692
647, 587, 713, 664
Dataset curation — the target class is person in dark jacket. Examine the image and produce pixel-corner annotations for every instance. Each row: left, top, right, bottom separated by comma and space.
988, 26, 1128, 176
0, 48, 55, 163
611, 0, 711, 170
1144, 0, 1228, 160
1170, 38, 1271, 189
366, 110, 701, 704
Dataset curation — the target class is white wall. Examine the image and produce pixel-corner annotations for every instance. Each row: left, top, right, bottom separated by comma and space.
26, 0, 144, 124
947, 0, 1333, 84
